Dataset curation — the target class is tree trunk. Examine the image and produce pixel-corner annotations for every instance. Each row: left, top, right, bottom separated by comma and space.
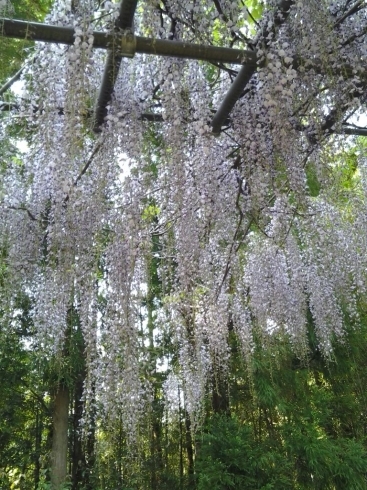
212, 371, 230, 416
184, 411, 195, 483
51, 385, 69, 490
34, 407, 42, 490
84, 382, 96, 490
71, 372, 85, 490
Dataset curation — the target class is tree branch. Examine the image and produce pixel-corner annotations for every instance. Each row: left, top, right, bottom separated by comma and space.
339, 124, 367, 136
0, 101, 18, 111
334, 0, 365, 27
341, 24, 367, 46
212, 0, 227, 21
73, 141, 103, 187
7, 205, 38, 221
0, 66, 23, 96
63, 140, 104, 205
245, 6, 261, 28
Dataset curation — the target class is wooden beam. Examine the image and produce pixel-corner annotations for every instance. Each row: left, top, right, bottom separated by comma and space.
93, 0, 139, 131
0, 18, 252, 65
211, 0, 295, 134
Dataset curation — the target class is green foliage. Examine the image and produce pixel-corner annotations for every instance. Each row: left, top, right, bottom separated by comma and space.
196, 415, 293, 490
4, 264, 366, 490
36, 469, 72, 490
305, 163, 321, 197
197, 320, 367, 490
245, 0, 263, 23
7, 0, 52, 20
0, 311, 50, 490
0, 0, 53, 87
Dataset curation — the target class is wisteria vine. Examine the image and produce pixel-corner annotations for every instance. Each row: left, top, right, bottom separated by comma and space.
0, 0, 367, 435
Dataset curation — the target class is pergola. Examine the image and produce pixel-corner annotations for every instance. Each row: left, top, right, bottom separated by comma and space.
1, 7, 367, 488
0, 0, 366, 136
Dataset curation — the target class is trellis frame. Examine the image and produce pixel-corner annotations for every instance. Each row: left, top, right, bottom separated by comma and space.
0, 0, 366, 137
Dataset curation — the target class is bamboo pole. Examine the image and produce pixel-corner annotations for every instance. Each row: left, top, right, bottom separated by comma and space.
211, 0, 295, 134
93, 0, 139, 130
0, 18, 251, 64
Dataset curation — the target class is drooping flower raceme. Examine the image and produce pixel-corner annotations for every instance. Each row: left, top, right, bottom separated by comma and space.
0, 0, 367, 432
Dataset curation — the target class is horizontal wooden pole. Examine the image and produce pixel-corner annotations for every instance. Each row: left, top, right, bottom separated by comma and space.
0, 18, 254, 65
1, 18, 112, 47
136, 37, 255, 65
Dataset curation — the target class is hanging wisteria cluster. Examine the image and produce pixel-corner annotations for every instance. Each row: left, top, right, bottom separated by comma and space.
1, 0, 367, 434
